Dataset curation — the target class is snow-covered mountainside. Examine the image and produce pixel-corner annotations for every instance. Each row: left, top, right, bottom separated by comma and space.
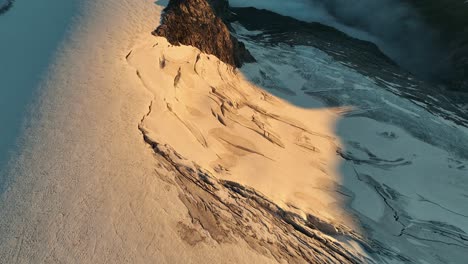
126, 1, 468, 263
230, 0, 468, 92
0, 0, 466, 263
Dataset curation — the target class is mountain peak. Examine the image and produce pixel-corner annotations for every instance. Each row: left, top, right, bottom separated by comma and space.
153, 0, 255, 67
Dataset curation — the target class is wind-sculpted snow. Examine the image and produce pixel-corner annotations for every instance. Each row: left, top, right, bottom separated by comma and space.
233, 24, 468, 263
231, 7, 468, 157
127, 28, 468, 262
129, 36, 385, 263
1, 0, 467, 263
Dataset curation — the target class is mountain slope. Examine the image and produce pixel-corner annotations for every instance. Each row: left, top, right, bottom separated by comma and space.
127, 0, 468, 263
0, 0, 466, 263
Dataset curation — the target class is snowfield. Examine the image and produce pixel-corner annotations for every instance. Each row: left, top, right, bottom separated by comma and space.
124, 22, 468, 262
0, 0, 466, 263
237, 27, 468, 263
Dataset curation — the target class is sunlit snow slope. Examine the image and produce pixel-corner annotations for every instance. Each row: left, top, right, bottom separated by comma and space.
130, 21, 468, 263
0, 0, 466, 263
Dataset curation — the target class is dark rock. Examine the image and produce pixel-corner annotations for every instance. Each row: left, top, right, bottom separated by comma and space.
206, 0, 230, 20
153, 0, 255, 68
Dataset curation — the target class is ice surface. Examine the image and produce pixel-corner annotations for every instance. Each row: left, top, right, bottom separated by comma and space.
235, 25, 468, 263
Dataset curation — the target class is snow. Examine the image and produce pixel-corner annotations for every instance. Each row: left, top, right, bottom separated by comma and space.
234, 25, 468, 262
0, 1, 276, 263
0, 1, 467, 263
381, 97, 420, 117
124, 21, 468, 261
0, 0, 79, 187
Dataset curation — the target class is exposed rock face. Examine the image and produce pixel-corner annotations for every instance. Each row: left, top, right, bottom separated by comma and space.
140, 142, 371, 264
153, 0, 255, 67
206, 0, 230, 20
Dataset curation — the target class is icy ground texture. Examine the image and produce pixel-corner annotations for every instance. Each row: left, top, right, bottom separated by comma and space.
229, 0, 449, 81
131, 29, 468, 263
238, 29, 468, 263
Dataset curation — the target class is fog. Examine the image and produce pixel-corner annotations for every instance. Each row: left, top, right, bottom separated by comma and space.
230, 0, 449, 80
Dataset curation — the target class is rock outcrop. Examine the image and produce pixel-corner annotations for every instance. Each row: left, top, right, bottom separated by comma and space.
206, 0, 230, 20
141, 142, 372, 264
153, 0, 255, 68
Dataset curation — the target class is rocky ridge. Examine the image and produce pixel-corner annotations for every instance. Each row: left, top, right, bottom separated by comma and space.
153, 0, 254, 67
140, 140, 374, 263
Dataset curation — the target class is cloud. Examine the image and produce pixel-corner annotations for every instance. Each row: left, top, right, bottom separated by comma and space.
230, 0, 449, 80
